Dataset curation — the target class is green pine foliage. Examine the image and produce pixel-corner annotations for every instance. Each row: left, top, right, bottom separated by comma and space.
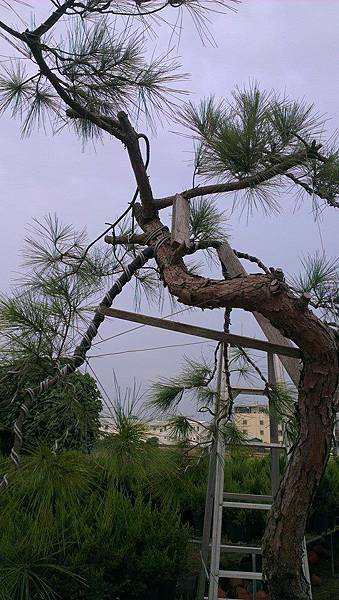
189, 197, 229, 242
1, 442, 336, 598
149, 347, 260, 415
179, 84, 338, 214
312, 151, 339, 203
149, 354, 216, 413
180, 85, 320, 179
0, 14, 187, 138
290, 252, 338, 323
0, 369, 103, 454
0, 447, 189, 600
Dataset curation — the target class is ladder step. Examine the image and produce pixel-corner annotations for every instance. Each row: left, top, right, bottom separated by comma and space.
219, 569, 263, 580
223, 501, 271, 510
223, 492, 273, 502
220, 543, 262, 554
244, 441, 285, 449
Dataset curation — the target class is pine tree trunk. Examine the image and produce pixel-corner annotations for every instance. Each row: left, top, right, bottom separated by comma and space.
136, 209, 339, 600
262, 361, 336, 600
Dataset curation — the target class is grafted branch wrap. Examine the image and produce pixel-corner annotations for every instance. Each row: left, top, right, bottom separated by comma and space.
1, 247, 154, 487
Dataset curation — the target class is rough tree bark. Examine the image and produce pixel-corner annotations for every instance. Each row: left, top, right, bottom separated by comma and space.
135, 206, 338, 600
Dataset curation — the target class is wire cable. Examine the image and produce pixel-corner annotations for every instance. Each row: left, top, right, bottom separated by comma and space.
60, 134, 151, 281
85, 359, 115, 420
88, 339, 211, 358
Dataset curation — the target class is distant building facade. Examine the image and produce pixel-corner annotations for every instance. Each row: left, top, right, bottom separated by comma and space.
100, 400, 284, 446
146, 419, 208, 446
100, 416, 209, 446
234, 400, 284, 444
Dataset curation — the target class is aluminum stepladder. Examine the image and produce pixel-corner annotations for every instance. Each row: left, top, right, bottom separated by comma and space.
197, 351, 312, 600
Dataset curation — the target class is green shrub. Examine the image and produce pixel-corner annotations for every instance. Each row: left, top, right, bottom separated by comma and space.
0, 448, 189, 599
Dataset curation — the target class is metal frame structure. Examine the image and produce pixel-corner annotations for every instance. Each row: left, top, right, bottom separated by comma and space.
101, 305, 312, 600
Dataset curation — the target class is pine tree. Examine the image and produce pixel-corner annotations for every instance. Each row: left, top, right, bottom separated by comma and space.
0, 2, 338, 599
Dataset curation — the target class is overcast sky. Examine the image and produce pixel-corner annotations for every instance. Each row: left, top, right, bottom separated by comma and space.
0, 0, 337, 414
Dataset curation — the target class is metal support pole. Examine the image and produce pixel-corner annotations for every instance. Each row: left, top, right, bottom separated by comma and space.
196, 421, 218, 599
330, 531, 335, 577
267, 353, 280, 496
197, 345, 225, 600
252, 553, 257, 598
208, 345, 227, 600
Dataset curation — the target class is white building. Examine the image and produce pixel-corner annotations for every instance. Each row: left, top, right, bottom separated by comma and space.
234, 399, 284, 444
146, 419, 209, 446
100, 415, 209, 446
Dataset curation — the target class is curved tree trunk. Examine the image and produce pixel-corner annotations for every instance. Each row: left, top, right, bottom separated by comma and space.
136, 208, 338, 600
263, 363, 335, 599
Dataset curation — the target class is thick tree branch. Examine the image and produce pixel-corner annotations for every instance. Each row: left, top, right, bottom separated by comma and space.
104, 233, 276, 276
134, 207, 337, 356
0, 20, 24, 41
104, 232, 221, 252
153, 150, 320, 209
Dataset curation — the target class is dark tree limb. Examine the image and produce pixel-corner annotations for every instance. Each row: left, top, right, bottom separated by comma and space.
117, 112, 156, 220
33, 0, 76, 37
285, 172, 339, 208
0, 20, 24, 41
153, 150, 319, 209
105, 233, 270, 273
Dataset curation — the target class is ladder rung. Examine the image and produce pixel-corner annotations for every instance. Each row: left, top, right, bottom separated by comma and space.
223, 492, 273, 502
220, 543, 262, 554
219, 569, 263, 580
223, 501, 271, 510
244, 441, 285, 449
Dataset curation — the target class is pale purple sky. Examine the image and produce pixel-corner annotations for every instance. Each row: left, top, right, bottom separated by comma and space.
0, 1, 338, 408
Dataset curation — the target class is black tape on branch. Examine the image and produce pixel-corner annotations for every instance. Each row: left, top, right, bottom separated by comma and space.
1, 246, 154, 489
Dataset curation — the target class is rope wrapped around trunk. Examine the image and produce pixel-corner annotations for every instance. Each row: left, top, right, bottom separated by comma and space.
1, 246, 154, 489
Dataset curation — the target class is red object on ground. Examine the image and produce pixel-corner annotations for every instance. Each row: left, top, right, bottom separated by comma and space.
310, 574, 322, 586
235, 587, 252, 599
307, 550, 319, 565
218, 588, 227, 598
